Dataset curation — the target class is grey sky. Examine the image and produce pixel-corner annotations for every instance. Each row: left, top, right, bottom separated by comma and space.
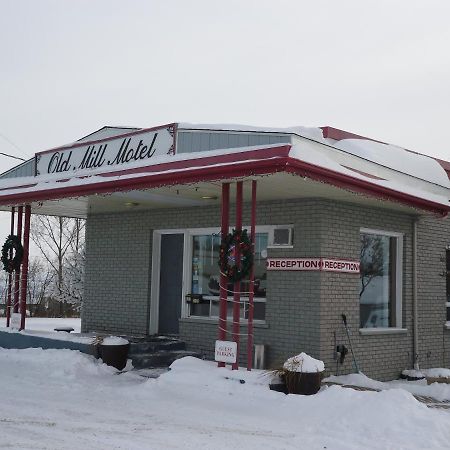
0, 0, 449, 247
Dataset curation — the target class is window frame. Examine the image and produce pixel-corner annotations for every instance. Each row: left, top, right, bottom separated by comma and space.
445, 247, 450, 325
359, 227, 404, 330
186, 226, 271, 323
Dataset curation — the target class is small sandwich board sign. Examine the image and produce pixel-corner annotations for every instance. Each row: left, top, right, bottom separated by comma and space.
10, 313, 21, 330
215, 340, 237, 364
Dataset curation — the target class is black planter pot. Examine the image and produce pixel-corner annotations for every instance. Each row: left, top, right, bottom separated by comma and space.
283, 371, 323, 395
99, 343, 130, 370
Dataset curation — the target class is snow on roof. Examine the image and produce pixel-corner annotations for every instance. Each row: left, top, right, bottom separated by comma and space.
0, 123, 447, 215
333, 138, 449, 188
0, 143, 447, 215
178, 122, 327, 143
179, 123, 449, 188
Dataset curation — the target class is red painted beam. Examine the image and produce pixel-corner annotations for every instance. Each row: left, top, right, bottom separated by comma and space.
20, 205, 31, 330
218, 182, 230, 368
232, 181, 243, 370
13, 206, 23, 314
247, 180, 257, 371
6, 207, 15, 327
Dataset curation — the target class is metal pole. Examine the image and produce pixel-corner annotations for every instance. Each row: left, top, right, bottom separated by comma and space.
247, 180, 257, 370
413, 217, 419, 370
232, 181, 243, 370
13, 206, 23, 314
218, 183, 230, 368
6, 207, 15, 327
20, 205, 31, 330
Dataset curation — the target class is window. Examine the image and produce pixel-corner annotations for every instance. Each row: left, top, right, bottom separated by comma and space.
446, 248, 450, 322
359, 229, 403, 328
188, 232, 268, 321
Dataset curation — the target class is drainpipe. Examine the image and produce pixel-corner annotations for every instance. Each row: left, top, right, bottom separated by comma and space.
413, 217, 419, 370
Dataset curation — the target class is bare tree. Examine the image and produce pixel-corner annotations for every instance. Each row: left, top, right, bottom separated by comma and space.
360, 234, 384, 297
31, 216, 85, 316
26, 258, 54, 317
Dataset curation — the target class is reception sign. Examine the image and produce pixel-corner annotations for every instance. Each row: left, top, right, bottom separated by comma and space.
35, 124, 176, 176
266, 258, 360, 274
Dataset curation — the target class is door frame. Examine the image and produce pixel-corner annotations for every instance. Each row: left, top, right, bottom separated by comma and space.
149, 229, 190, 335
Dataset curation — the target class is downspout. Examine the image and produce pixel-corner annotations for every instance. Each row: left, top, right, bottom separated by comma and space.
413, 217, 420, 370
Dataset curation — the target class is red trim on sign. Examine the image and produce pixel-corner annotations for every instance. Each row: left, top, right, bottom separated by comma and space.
35, 123, 178, 156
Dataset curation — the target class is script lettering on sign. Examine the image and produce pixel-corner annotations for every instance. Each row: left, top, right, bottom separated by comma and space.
35, 124, 176, 176
266, 258, 360, 274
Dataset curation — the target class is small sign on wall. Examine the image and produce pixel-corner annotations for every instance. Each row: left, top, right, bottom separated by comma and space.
266, 257, 360, 274
215, 340, 237, 364
10, 313, 21, 330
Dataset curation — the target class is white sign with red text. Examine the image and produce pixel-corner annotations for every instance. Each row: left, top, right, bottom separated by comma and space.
215, 340, 237, 364
266, 258, 360, 274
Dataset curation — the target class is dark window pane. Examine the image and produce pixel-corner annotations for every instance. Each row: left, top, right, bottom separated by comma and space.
190, 303, 209, 317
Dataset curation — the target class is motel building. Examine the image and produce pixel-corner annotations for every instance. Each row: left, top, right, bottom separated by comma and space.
0, 123, 449, 380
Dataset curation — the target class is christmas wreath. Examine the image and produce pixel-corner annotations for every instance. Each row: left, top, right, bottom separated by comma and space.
219, 228, 253, 282
1, 235, 24, 273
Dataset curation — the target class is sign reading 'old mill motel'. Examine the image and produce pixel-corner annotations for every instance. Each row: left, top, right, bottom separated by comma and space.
35, 124, 176, 175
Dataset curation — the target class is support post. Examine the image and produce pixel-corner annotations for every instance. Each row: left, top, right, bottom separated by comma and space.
218, 183, 230, 368
247, 180, 257, 370
20, 205, 31, 330
6, 207, 15, 327
13, 206, 23, 314
232, 181, 243, 370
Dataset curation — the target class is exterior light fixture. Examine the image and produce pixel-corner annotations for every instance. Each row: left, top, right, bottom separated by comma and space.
201, 195, 218, 200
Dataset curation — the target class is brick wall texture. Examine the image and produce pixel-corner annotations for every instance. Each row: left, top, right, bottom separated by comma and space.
82, 198, 450, 381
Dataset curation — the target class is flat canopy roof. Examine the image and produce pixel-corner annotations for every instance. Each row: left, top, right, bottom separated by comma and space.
0, 124, 448, 218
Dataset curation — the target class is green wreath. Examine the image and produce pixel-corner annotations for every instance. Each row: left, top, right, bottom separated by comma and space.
219, 228, 253, 282
1, 235, 24, 273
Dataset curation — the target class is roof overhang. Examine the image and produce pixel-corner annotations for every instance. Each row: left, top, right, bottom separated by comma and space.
0, 144, 447, 218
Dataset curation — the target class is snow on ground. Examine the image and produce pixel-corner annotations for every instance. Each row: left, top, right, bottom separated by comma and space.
325, 372, 450, 402
0, 317, 81, 333
1, 349, 450, 450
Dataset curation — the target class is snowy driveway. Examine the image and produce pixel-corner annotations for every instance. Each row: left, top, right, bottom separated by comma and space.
1, 349, 450, 450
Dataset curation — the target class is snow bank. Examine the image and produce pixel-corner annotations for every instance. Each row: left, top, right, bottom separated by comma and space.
424, 368, 450, 378
325, 372, 450, 402
1, 350, 450, 449
283, 352, 325, 373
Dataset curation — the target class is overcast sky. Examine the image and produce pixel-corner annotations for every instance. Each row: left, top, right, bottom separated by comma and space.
0, 0, 449, 250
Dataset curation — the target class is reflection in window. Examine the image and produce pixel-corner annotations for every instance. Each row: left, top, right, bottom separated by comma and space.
189, 232, 268, 321
360, 232, 398, 328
